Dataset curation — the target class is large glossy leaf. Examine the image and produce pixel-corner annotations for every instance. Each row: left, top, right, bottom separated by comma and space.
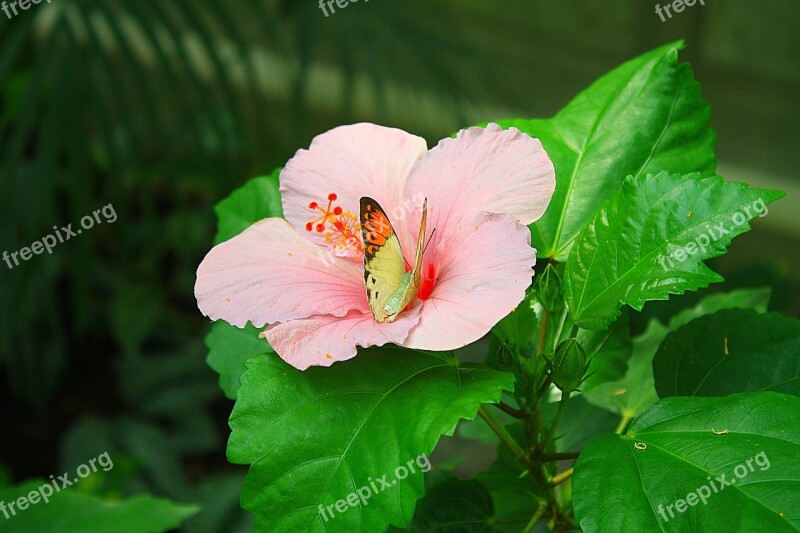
228, 349, 514, 532
0, 482, 197, 532
498, 41, 716, 260
583, 288, 771, 418
565, 171, 784, 330
573, 392, 800, 532
655, 308, 800, 397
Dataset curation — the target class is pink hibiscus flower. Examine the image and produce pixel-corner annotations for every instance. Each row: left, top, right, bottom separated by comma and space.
195, 123, 555, 370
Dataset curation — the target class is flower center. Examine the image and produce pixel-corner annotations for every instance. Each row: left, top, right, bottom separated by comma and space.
305, 193, 364, 261
418, 262, 437, 301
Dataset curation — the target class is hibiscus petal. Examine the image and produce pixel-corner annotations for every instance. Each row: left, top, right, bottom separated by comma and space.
280, 123, 428, 247
404, 211, 536, 350
195, 218, 368, 328
403, 123, 555, 236
265, 307, 421, 370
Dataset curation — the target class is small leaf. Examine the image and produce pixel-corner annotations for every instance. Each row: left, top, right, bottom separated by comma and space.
0, 482, 197, 532
654, 308, 800, 397
228, 349, 514, 532
213, 169, 282, 244
205, 321, 273, 400
565, 171, 784, 330
573, 392, 800, 532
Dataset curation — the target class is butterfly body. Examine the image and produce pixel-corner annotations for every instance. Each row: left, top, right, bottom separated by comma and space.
360, 196, 427, 323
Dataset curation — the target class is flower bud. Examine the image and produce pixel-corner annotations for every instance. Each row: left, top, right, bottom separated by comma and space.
551, 338, 588, 393
535, 264, 563, 311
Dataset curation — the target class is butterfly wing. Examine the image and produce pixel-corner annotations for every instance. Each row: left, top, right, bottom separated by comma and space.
394, 198, 427, 314
360, 197, 406, 323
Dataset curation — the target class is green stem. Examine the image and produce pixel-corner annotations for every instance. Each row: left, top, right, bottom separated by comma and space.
569, 323, 579, 338
521, 506, 546, 533
550, 467, 573, 487
539, 451, 580, 462
536, 307, 550, 358
615, 413, 633, 435
551, 306, 569, 349
494, 401, 526, 419
479, 406, 525, 459
536, 374, 553, 398
541, 392, 571, 451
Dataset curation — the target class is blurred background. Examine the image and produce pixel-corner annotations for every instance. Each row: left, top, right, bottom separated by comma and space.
0, 0, 798, 530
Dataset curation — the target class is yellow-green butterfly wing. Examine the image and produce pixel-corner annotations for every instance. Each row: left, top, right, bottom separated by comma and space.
360, 197, 427, 323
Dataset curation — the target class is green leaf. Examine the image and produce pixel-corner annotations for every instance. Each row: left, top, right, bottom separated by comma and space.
573, 392, 800, 532
228, 349, 514, 532
581, 319, 665, 420
578, 313, 632, 391
0, 482, 197, 533
545, 395, 618, 453
213, 169, 283, 244
491, 289, 537, 355
205, 321, 273, 400
402, 476, 494, 532
583, 288, 772, 418
666, 286, 771, 330
565, 171, 784, 330
654, 309, 800, 397
498, 41, 716, 260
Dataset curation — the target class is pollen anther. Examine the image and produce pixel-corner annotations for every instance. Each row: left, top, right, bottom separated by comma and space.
304, 192, 365, 261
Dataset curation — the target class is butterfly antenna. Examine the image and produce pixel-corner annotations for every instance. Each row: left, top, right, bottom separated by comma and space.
422, 228, 437, 255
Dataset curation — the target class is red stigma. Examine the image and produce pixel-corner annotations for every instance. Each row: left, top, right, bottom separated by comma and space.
418, 263, 437, 301
333, 206, 343, 215
305, 222, 313, 232
328, 193, 338, 201
308, 201, 318, 209
316, 224, 325, 233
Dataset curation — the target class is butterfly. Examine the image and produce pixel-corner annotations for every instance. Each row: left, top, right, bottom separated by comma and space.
359, 196, 428, 323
